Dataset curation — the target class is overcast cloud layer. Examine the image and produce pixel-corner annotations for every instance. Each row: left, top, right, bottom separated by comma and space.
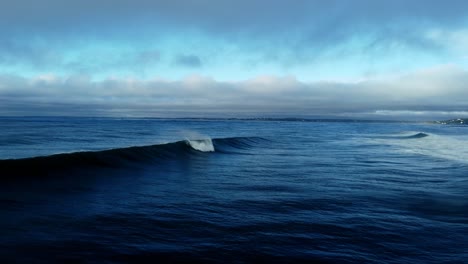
1, 1, 468, 119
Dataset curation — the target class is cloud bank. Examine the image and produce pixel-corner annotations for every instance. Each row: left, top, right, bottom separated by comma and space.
1, 65, 467, 119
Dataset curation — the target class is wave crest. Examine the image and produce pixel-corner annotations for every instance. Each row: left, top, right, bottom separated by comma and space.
186, 139, 215, 152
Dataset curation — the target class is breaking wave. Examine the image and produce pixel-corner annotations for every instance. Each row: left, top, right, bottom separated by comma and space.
370, 131, 468, 164
0, 137, 267, 178
186, 138, 214, 152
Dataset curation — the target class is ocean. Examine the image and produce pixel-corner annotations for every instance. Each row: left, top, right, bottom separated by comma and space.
0, 117, 467, 263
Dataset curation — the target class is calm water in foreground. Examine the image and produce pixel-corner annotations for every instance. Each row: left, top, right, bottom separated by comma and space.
0, 117, 467, 263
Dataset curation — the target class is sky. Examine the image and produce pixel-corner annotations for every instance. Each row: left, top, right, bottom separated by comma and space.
1, 0, 468, 119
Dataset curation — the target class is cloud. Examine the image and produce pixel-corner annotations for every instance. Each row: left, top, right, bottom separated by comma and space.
0, 1, 467, 118
0, 39, 63, 68
2, 1, 467, 31
0, 40, 162, 76
174, 55, 202, 68
1, 1, 467, 69
1, 65, 467, 119
64, 49, 162, 74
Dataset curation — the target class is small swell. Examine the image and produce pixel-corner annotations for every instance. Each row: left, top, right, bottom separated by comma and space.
404, 132, 429, 139
213, 137, 268, 150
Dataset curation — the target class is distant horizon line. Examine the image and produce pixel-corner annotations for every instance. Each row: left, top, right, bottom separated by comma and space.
1, 115, 462, 123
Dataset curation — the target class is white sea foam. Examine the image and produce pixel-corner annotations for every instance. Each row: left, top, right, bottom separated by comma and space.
371, 132, 468, 164
186, 138, 215, 152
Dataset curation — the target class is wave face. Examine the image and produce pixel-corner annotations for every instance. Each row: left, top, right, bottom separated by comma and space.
0, 137, 264, 178
403, 132, 429, 139
381, 132, 430, 139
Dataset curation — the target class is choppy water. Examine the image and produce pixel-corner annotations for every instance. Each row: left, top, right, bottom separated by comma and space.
0, 117, 467, 263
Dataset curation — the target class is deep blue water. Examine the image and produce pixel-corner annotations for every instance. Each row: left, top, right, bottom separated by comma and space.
0, 117, 467, 263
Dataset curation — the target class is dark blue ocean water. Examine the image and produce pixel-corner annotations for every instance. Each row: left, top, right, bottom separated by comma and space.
0, 117, 467, 263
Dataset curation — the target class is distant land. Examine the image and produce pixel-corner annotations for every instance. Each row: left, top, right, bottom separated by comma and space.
435, 118, 468, 125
